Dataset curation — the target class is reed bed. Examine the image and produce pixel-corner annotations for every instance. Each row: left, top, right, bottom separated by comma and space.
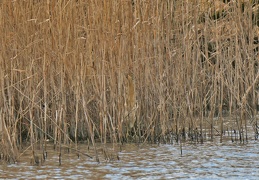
0, 0, 259, 164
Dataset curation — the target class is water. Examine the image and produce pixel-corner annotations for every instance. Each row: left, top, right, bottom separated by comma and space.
1, 139, 259, 179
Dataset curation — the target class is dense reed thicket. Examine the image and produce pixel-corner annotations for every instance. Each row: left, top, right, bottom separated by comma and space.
1, 0, 259, 163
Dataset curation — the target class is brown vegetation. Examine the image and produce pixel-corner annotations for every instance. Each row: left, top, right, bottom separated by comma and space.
0, 0, 259, 163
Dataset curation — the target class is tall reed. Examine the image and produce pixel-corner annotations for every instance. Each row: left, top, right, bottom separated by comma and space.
0, 0, 259, 163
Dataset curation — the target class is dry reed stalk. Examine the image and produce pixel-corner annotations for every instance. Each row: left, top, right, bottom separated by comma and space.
2, 112, 17, 163
75, 75, 80, 157
29, 92, 39, 165
58, 109, 62, 166
0, 109, 2, 139
42, 56, 48, 160
1, 0, 259, 163
82, 98, 99, 163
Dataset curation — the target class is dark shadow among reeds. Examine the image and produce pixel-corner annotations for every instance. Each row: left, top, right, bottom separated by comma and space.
1, 0, 259, 164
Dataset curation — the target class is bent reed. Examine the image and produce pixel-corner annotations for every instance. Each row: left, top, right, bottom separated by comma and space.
1, 0, 259, 164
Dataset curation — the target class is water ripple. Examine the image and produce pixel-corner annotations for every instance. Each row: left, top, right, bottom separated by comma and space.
1, 140, 259, 179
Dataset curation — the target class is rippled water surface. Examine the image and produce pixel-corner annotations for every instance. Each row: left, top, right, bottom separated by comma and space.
1, 138, 259, 179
